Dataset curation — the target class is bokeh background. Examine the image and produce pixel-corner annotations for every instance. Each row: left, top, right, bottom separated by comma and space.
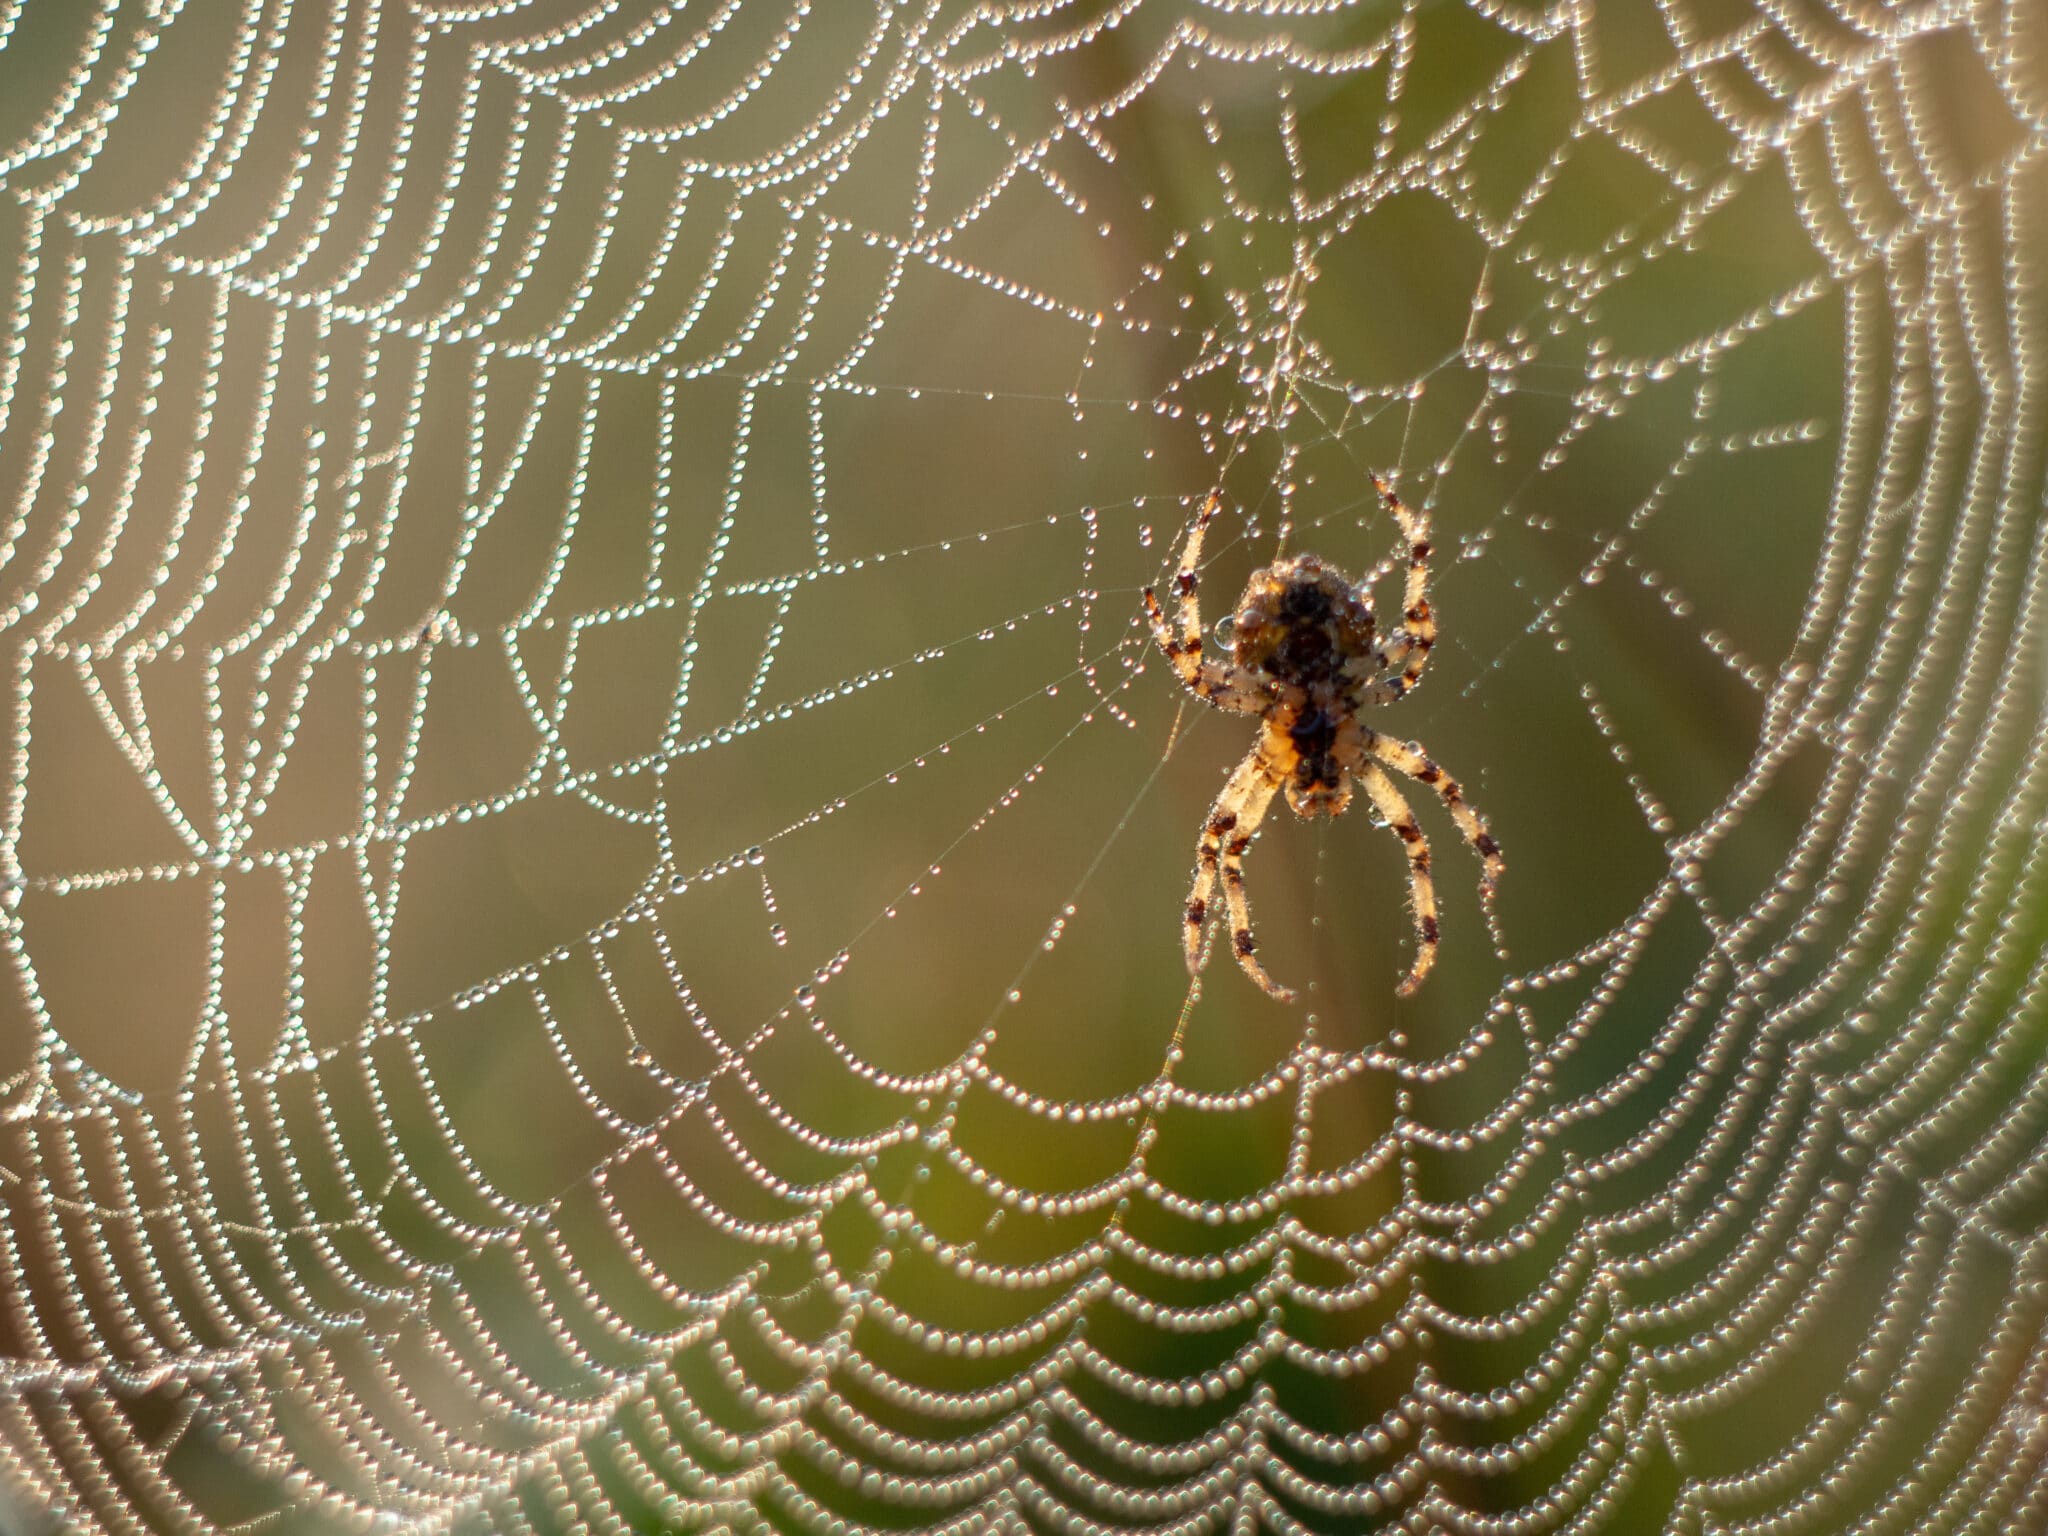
2, 3, 2044, 1532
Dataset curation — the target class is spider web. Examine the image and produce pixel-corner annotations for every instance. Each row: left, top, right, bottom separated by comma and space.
1, 1, 2045, 1532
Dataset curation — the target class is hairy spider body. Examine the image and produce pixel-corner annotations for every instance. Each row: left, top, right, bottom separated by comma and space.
1232, 558, 1370, 817
1143, 480, 1503, 1000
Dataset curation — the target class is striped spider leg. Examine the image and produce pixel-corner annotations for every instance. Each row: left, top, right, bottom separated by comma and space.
1140, 493, 1271, 715
1361, 472, 1437, 705
1142, 498, 1284, 986
1337, 726, 1506, 995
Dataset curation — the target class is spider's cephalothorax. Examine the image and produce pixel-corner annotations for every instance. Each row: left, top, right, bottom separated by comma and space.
1143, 479, 1504, 1001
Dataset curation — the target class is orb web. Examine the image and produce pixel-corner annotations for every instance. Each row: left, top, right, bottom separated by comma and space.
1, 2, 2045, 1533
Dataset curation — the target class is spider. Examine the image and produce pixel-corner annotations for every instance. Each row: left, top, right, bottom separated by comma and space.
1142, 476, 1503, 1000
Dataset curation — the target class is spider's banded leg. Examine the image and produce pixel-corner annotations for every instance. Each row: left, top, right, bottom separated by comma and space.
1141, 493, 1218, 654
1168, 491, 1220, 649
1218, 774, 1291, 1001
1189, 752, 1292, 1001
1355, 761, 1439, 997
1365, 731, 1505, 897
1186, 751, 1263, 972
1141, 585, 1266, 712
1366, 474, 1437, 702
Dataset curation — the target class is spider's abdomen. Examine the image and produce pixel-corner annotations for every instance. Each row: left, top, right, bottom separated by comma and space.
1273, 619, 1334, 683
1231, 557, 1375, 691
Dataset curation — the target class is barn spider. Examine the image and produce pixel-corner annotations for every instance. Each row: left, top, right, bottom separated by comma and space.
1143, 477, 1503, 1000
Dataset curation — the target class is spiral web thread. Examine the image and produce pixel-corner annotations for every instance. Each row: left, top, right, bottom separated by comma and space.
1, 1, 2046, 1532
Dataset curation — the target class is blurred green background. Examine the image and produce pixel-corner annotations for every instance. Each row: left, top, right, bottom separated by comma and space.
5, 2, 2039, 1532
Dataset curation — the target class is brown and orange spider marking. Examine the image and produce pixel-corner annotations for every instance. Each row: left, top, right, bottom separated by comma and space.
1143, 476, 1503, 1000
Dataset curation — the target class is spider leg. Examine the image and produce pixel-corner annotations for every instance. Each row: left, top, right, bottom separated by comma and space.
1142, 587, 1266, 712
1185, 748, 1262, 972
1217, 774, 1291, 1001
1365, 474, 1437, 703
1167, 491, 1219, 648
1354, 760, 1439, 997
1363, 729, 1505, 898
1143, 493, 1265, 713
1187, 743, 1292, 1000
